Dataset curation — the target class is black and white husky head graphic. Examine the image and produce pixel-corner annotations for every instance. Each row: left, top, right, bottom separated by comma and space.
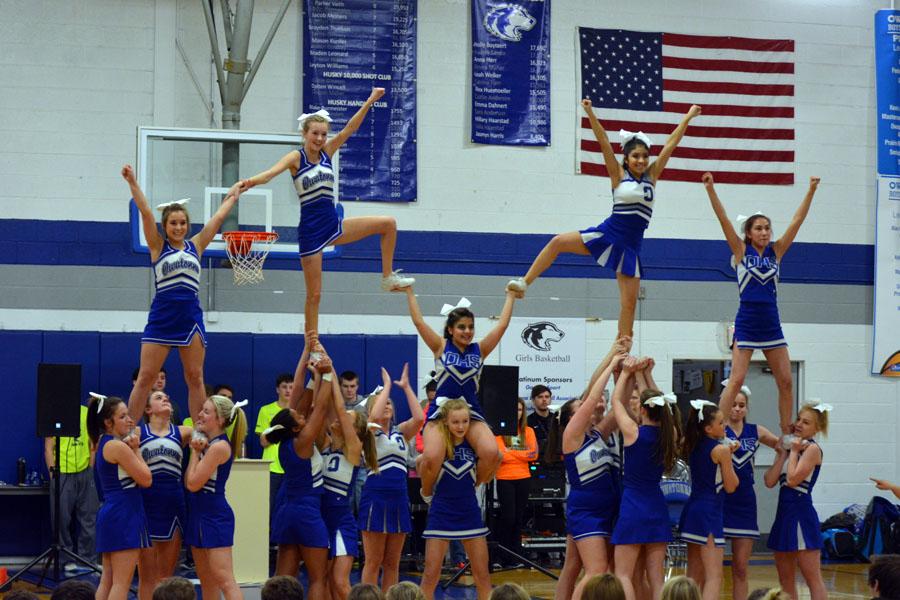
483, 4, 536, 42
521, 321, 565, 352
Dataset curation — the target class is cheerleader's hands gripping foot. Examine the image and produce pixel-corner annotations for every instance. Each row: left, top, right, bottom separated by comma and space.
505, 276, 527, 295
381, 269, 415, 292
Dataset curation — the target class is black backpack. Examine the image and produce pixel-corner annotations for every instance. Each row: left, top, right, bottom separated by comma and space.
857, 496, 900, 561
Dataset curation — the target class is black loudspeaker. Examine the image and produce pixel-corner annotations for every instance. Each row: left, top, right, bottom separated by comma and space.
479, 365, 519, 436
36, 363, 82, 437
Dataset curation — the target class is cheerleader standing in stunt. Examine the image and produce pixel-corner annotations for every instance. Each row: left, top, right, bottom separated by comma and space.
764, 403, 830, 600
677, 401, 739, 600
238, 87, 414, 337
403, 287, 520, 500
610, 357, 680, 600
137, 391, 192, 600
88, 394, 152, 600
703, 172, 820, 434
359, 364, 425, 592
507, 100, 701, 338
122, 165, 242, 424
722, 384, 779, 600
419, 399, 491, 600
184, 394, 248, 600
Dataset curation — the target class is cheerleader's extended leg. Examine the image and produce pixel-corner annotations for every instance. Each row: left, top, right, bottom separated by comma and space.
300, 251, 325, 337
763, 346, 795, 435
128, 343, 170, 421
508, 231, 590, 294
420, 538, 450, 599
719, 346, 753, 429
461, 536, 492, 600
466, 420, 501, 485
556, 535, 583, 600
797, 549, 828, 600
616, 272, 640, 339
177, 335, 207, 426
334, 216, 414, 291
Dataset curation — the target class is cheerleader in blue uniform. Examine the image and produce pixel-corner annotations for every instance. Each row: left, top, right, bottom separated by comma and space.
559, 348, 623, 600
137, 391, 192, 600
322, 396, 377, 600
265, 347, 333, 599
420, 399, 491, 600
121, 165, 242, 426
722, 384, 779, 600
678, 401, 739, 600
403, 286, 520, 501
87, 394, 152, 600
610, 357, 680, 600
703, 172, 821, 435
238, 87, 415, 338
359, 364, 425, 592
184, 394, 248, 600
507, 100, 701, 339
764, 403, 830, 600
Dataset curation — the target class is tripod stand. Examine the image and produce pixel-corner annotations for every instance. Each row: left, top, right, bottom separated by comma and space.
441, 479, 558, 589
1, 436, 101, 592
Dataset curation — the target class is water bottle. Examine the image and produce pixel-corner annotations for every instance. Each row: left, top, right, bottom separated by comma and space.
16, 457, 26, 486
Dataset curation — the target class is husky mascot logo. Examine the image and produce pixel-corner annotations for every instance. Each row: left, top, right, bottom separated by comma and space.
483, 4, 536, 42
521, 321, 565, 352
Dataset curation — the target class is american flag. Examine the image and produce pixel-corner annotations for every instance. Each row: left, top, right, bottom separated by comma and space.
578, 28, 794, 185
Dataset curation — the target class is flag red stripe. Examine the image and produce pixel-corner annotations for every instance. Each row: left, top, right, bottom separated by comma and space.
664, 79, 794, 96
580, 162, 794, 185
581, 118, 795, 140
581, 140, 794, 163
662, 56, 794, 74
662, 33, 795, 53
662, 102, 794, 118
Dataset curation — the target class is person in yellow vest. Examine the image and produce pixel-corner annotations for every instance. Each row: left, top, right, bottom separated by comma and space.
44, 403, 100, 573
255, 373, 294, 539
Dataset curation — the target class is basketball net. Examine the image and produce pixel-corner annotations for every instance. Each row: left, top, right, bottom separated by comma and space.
222, 231, 279, 286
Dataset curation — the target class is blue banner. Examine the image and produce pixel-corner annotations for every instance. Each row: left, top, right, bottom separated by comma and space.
875, 9, 900, 177
471, 0, 550, 146
302, 0, 416, 202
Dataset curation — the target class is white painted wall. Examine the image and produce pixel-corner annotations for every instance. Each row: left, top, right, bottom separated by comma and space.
0, 0, 882, 246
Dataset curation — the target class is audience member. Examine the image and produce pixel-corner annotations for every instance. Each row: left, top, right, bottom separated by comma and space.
527, 385, 553, 459
348, 582, 386, 600
152, 577, 196, 600
489, 582, 530, 600
869, 554, 900, 599
260, 575, 305, 600
660, 575, 701, 600
582, 573, 626, 600
50, 580, 96, 600
385, 581, 425, 600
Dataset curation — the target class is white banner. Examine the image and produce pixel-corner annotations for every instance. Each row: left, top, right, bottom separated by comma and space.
872, 175, 900, 376
499, 317, 587, 399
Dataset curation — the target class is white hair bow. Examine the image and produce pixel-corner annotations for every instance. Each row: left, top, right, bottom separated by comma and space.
366, 422, 383, 431
736, 212, 764, 226
435, 396, 468, 409
689, 399, 717, 415
156, 198, 190, 211
230, 399, 249, 420
721, 379, 751, 399
619, 129, 653, 149
812, 402, 833, 413
644, 392, 676, 409
262, 424, 284, 437
440, 297, 472, 316
366, 385, 384, 399
297, 109, 333, 130
89, 392, 107, 413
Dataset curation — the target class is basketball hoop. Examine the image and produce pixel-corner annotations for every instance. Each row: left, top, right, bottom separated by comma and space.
222, 231, 279, 285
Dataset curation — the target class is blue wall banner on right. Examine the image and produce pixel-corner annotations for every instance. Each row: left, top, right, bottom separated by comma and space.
872, 9, 900, 376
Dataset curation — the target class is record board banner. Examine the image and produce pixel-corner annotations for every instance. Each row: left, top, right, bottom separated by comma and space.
471, 0, 550, 146
499, 317, 585, 399
302, 0, 416, 202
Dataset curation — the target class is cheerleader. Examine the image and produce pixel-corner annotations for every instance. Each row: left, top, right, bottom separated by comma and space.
121, 165, 241, 425
238, 87, 415, 337
402, 286, 520, 500
507, 100, 701, 338
184, 394, 248, 600
265, 346, 333, 599
137, 391, 191, 600
359, 364, 425, 591
764, 403, 830, 600
722, 384, 779, 600
87, 394, 152, 600
610, 358, 680, 600
559, 347, 623, 600
677, 401, 738, 600
322, 372, 379, 600
703, 172, 820, 434
420, 399, 491, 600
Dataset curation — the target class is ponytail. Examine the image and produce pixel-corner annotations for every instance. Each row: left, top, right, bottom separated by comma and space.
353, 411, 379, 473
681, 404, 720, 460
543, 399, 578, 465
641, 389, 680, 473
209, 394, 248, 460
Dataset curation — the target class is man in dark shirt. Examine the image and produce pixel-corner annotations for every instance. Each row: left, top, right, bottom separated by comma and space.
526, 385, 553, 460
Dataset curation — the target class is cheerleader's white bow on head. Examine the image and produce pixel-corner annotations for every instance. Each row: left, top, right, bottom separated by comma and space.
440, 297, 472, 316
89, 392, 108, 413
297, 109, 333, 130
156, 198, 189, 212
262, 424, 284, 436
736, 212, 765, 226
812, 402, 833, 413
366, 385, 384, 399
721, 379, 752, 398
619, 129, 653, 149
644, 392, 677, 409
230, 399, 249, 420
367, 422, 383, 431
689, 399, 717, 415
